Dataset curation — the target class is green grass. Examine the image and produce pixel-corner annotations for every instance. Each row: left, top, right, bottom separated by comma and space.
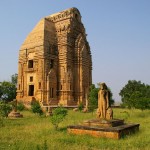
0, 109, 150, 150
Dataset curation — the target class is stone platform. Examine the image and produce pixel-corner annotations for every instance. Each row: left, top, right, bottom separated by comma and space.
8, 111, 23, 118
83, 119, 124, 127
67, 119, 139, 139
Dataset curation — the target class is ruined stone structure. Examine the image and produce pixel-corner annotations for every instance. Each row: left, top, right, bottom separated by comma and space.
16, 8, 92, 107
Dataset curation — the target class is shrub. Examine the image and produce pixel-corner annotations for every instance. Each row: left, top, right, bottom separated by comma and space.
17, 102, 25, 111
31, 101, 43, 116
78, 102, 84, 111
50, 106, 68, 130
0, 101, 11, 118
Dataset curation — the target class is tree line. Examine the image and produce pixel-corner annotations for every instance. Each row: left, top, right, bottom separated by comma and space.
89, 80, 150, 111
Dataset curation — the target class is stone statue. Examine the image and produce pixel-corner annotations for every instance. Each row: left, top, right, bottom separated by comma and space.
97, 83, 113, 120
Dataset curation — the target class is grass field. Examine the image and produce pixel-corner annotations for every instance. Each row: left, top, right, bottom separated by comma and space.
0, 108, 150, 150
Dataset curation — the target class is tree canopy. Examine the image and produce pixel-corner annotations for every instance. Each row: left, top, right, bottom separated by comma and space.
0, 74, 17, 102
11, 73, 18, 87
119, 80, 150, 110
88, 84, 99, 112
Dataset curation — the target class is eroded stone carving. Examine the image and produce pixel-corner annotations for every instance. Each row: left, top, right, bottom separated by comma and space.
16, 8, 92, 107
97, 83, 113, 120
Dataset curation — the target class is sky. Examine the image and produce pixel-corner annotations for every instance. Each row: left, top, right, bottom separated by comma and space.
0, 0, 150, 102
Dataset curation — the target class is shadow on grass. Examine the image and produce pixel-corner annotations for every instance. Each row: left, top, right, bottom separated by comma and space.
57, 127, 67, 132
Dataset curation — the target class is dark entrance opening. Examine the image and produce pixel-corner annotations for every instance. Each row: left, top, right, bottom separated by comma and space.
29, 85, 34, 96
28, 60, 33, 68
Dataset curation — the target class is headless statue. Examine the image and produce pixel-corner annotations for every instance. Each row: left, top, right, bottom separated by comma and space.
97, 83, 113, 120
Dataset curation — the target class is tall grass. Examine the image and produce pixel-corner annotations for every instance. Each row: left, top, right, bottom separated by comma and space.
0, 109, 149, 150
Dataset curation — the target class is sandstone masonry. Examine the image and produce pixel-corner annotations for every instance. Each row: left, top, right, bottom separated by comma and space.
16, 8, 92, 107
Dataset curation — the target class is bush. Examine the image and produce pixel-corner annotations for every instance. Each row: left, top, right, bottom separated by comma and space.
17, 102, 25, 111
78, 102, 84, 111
31, 101, 43, 116
50, 106, 68, 130
88, 84, 99, 112
0, 101, 11, 118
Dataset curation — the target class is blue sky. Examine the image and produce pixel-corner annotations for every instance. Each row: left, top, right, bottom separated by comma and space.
0, 0, 150, 102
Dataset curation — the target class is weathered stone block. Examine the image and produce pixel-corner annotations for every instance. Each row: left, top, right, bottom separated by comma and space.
68, 123, 139, 139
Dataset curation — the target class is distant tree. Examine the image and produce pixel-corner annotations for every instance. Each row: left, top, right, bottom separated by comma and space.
0, 81, 16, 102
108, 87, 115, 106
119, 80, 150, 109
11, 73, 18, 87
88, 84, 99, 112
0, 82, 2, 98
0, 74, 18, 102
119, 80, 144, 106
135, 98, 150, 111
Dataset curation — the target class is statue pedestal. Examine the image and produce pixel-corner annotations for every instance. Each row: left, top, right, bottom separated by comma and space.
68, 83, 140, 139
83, 119, 124, 127
67, 119, 139, 139
8, 111, 23, 118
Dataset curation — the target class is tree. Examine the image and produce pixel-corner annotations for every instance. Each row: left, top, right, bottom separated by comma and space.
50, 106, 68, 130
88, 84, 99, 112
11, 73, 18, 87
135, 98, 150, 111
108, 87, 115, 106
0, 74, 18, 102
0, 81, 16, 102
0, 82, 2, 98
119, 80, 150, 109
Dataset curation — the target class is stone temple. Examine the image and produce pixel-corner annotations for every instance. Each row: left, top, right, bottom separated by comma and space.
16, 8, 92, 107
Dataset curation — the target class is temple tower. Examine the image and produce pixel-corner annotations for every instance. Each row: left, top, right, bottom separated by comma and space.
16, 8, 92, 107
